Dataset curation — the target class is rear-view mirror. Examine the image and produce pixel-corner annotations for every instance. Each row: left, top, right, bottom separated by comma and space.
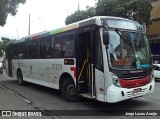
103, 31, 109, 46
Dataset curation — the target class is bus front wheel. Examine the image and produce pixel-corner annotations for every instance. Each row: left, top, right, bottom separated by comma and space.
17, 71, 25, 86
61, 79, 80, 102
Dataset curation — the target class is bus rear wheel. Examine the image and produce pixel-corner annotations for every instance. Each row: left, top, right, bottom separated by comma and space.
61, 79, 81, 102
17, 71, 25, 86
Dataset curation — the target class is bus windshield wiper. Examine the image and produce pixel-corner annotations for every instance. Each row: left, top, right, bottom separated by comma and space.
115, 28, 132, 45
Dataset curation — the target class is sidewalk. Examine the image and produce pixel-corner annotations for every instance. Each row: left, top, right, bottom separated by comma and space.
0, 84, 34, 110
0, 73, 56, 119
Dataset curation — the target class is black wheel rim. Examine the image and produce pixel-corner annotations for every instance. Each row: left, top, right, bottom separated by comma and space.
67, 84, 76, 96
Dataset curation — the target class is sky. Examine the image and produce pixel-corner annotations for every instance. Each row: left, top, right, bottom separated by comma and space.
0, 0, 96, 40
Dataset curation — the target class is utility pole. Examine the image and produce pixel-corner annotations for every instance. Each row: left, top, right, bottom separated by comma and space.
28, 13, 30, 35
78, 0, 80, 11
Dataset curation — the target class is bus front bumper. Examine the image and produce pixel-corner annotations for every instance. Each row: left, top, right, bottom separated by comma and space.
106, 79, 155, 103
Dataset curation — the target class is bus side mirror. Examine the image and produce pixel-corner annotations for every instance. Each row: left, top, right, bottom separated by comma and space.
103, 31, 109, 46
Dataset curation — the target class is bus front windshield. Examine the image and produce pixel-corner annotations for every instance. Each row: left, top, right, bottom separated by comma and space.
108, 30, 152, 69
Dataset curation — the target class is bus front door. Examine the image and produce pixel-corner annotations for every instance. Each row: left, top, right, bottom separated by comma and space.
76, 30, 95, 96
77, 29, 105, 101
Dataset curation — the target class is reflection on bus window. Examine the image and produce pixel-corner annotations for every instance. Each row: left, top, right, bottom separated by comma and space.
40, 35, 53, 58
54, 31, 75, 58
108, 30, 151, 69
28, 41, 39, 59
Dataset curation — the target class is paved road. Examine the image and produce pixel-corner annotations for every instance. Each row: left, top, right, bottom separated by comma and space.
0, 73, 160, 119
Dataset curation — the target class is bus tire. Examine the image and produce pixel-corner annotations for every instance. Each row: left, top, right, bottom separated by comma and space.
17, 71, 25, 86
61, 79, 81, 102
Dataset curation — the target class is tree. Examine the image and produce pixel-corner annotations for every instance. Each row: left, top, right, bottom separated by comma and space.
96, 0, 152, 25
65, 7, 97, 25
84, 6, 96, 18
65, 10, 86, 25
127, 0, 152, 25
0, 0, 26, 26
65, 0, 152, 25
0, 37, 15, 56
65, 6, 96, 25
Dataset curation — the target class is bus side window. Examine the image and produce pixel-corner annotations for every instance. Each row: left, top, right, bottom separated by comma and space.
18, 42, 27, 59
39, 35, 53, 58
54, 31, 75, 58
64, 38, 74, 57
11, 45, 19, 59
28, 40, 39, 59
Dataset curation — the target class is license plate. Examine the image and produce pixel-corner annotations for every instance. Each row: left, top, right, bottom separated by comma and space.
133, 88, 141, 93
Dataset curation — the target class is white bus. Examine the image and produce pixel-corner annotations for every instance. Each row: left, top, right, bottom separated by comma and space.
4, 16, 155, 103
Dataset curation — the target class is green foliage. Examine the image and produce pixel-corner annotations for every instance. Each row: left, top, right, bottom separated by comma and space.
65, 10, 86, 25
96, 0, 120, 16
0, 0, 26, 26
65, 6, 96, 25
65, 0, 152, 25
0, 37, 16, 56
128, 0, 152, 25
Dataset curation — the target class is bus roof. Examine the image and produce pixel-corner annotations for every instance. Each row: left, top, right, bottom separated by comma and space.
13, 16, 135, 44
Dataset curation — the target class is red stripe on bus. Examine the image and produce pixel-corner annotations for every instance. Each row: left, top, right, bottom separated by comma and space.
32, 35, 40, 40
119, 75, 151, 88
70, 67, 76, 78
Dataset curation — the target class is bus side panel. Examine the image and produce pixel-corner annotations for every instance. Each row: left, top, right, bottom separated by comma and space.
38, 59, 57, 84
22, 59, 39, 83
38, 58, 76, 89
12, 59, 18, 78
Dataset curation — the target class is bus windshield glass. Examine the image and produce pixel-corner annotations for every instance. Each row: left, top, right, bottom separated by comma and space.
107, 30, 152, 69
101, 18, 143, 31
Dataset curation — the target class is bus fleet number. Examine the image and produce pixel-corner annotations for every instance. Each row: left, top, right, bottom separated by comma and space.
52, 64, 63, 70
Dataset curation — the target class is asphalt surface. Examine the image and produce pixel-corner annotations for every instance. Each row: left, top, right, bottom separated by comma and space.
0, 72, 160, 119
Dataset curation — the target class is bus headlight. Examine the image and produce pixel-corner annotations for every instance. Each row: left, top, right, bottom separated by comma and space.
110, 73, 121, 87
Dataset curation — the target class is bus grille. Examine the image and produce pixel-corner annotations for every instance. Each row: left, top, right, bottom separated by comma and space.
119, 75, 151, 88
